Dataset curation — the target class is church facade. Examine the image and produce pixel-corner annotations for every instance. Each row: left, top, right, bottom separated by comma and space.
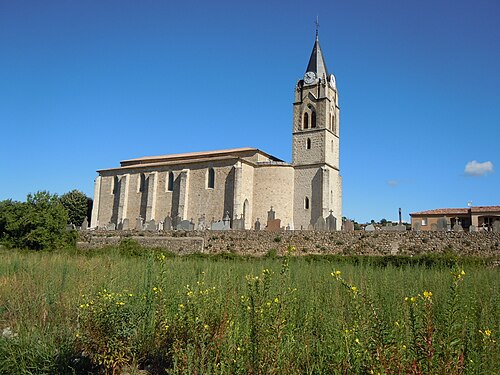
91, 34, 342, 230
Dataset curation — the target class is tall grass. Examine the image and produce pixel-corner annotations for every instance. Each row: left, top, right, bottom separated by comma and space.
0, 247, 498, 374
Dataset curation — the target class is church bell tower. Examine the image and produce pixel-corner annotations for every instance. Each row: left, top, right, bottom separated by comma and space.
292, 30, 342, 230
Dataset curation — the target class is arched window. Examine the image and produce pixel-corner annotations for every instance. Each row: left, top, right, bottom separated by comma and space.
311, 111, 317, 128
306, 138, 311, 149
112, 176, 119, 194
207, 168, 215, 189
303, 112, 309, 129
331, 140, 334, 153
167, 171, 174, 192
329, 114, 332, 130
332, 114, 336, 134
138, 173, 145, 193
304, 197, 310, 210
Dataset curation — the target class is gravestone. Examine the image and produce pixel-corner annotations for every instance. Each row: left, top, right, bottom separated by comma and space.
493, 221, 500, 233
163, 216, 172, 231
413, 221, 422, 231
314, 216, 327, 231
233, 214, 245, 230
430, 223, 438, 231
326, 212, 337, 231
342, 220, 354, 232
135, 217, 144, 231
178, 220, 194, 231
106, 222, 116, 231
266, 219, 281, 231
197, 214, 207, 230
121, 218, 129, 230
267, 207, 276, 222
81, 217, 89, 230
437, 217, 448, 232
469, 225, 477, 232
146, 219, 156, 231
365, 224, 375, 232
453, 222, 463, 232
172, 215, 181, 230
211, 220, 230, 230
254, 218, 261, 231
223, 211, 231, 226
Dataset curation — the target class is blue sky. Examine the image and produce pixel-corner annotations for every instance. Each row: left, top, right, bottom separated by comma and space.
0, 0, 498, 223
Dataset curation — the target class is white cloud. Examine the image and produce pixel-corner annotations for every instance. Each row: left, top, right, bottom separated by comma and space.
387, 179, 399, 187
464, 160, 494, 176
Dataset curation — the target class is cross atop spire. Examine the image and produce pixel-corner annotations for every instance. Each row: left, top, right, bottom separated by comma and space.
315, 16, 320, 40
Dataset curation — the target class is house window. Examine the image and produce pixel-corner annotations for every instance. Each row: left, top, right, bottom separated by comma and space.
303, 112, 309, 129
311, 111, 316, 128
207, 168, 215, 189
421, 218, 428, 226
167, 171, 174, 192
304, 197, 310, 209
306, 138, 311, 149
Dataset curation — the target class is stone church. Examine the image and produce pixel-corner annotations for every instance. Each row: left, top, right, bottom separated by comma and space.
90, 33, 342, 231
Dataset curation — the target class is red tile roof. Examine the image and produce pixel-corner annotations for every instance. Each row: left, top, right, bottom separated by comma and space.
411, 206, 500, 216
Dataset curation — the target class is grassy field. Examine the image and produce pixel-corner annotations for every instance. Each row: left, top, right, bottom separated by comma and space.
0, 245, 498, 374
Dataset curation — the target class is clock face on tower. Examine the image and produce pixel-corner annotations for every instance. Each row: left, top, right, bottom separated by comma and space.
304, 71, 316, 84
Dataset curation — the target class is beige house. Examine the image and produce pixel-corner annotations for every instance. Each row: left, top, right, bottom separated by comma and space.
410, 206, 500, 231
91, 33, 342, 230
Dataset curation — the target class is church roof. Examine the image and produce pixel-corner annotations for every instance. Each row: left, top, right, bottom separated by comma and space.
305, 34, 329, 78
118, 147, 285, 168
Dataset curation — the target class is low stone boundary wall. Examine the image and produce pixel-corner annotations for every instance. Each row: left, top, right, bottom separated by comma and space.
77, 230, 500, 257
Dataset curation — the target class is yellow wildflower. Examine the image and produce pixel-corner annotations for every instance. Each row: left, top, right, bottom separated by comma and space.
423, 291, 433, 299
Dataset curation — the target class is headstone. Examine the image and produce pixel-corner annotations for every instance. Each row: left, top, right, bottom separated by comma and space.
413, 221, 422, 231
81, 217, 89, 230
468, 225, 477, 232
211, 220, 230, 230
197, 214, 207, 230
146, 219, 156, 231
453, 222, 463, 232
365, 224, 375, 232
135, 217, 144, 231
314, 216, 327, 231
267, 206, 276, 222
430, 223, 438, 231
223, 211, 231, 226
163, 216, 172, 231
254, 218, 261, 231
266, 219, 281, 231
492, 221, 500, 233
326, 212, 337, 231
232, 215, 245, 230
437, 217, 448, 232
342, 220, 354, 232
106, 222, 116, 231
178, 219, 194, 231
172, 215, 181, 230
121, 218, 129, 230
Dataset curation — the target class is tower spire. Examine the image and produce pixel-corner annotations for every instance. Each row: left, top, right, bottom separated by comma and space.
305, 22, 329, 78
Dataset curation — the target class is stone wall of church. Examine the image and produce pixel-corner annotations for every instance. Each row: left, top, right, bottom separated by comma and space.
293, 167, 322, 229
253, 165, 295, 229
292, 130, 325, 166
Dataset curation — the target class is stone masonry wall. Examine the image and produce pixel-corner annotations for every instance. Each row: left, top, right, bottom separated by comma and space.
77, 230, 500, 257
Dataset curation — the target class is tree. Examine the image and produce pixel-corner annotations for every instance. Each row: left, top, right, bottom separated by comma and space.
60, 189, 89, 226
0, 191, 71, 250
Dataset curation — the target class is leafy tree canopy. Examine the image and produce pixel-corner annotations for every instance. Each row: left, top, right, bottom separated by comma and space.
0, 191, 73, 250
60, 189, 89, 226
